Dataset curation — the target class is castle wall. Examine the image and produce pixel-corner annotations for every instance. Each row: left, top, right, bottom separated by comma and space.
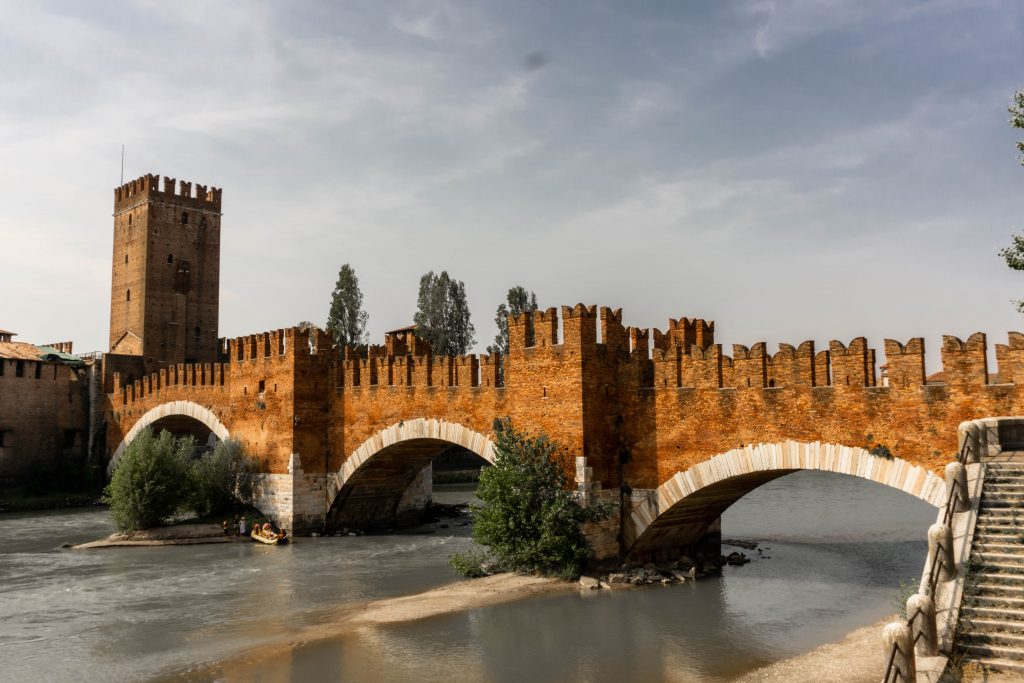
0, 358, 89, 486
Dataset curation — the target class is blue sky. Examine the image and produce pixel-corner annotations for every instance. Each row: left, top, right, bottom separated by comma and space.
2, 1, 1023, 371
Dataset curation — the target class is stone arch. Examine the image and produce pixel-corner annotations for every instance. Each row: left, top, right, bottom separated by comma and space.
107, 400, 230, 475
326, 418, 495, 526
627, 441, 945, 559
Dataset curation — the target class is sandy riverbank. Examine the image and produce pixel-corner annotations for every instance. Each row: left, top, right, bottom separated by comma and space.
176, 578, 935, 682
732, 615, 896, 683
175, 573, 573, 679
72, 522, 236, 548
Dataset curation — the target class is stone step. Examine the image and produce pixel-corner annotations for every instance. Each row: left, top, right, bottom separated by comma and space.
958, 643, 1024, 664
971, 561, 1024, 575
972, 552, 1024, 566
975, 542, 1024, 555
975, 572, 1024, 585
975, 523, 1024, 535
984, 481, 1024, 489
960, 605, 1024, 622
959, 617, 1024, 634
958, 656, 1024, 675
977, 515, 1024, 524
980, 501, 1024, 510
974, 582, 1024, 598
977, 534, 1024, 544
959, 630, 1024, 648
968, 595, 1024, 610
983, 495, 1024, 504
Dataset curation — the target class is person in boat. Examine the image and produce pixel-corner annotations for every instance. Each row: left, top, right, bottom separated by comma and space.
262, 522, 276, 540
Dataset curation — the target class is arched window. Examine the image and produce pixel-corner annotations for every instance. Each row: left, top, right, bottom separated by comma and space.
126, 289, 131, 301
181, 212, 188, 224
167, 254, 174, 263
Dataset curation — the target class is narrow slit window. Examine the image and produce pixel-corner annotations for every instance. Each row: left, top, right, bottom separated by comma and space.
181, 212, 188, 224
167, 254, 174, 263
126, 289, 131, 301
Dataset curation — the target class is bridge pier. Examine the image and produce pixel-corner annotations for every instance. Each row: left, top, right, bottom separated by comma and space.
253, 453, 327, 534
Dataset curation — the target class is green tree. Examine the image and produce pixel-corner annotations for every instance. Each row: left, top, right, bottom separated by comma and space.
1000, 89, 1024, 312
413, 270, 475, 356
486, 286, 538, 384
450, 419, 612, 579
102, 428, 195, 532
190, 438, 257, 517
326, 264, 369, 348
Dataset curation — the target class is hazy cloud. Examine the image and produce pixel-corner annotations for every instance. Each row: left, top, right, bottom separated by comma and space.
0, 0, 1022, 375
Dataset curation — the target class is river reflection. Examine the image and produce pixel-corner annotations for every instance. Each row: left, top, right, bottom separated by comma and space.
2, 472, 936, 682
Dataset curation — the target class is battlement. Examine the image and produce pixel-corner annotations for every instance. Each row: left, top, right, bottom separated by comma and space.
341, 351, 485, 389
941, 333, 988, 385
114, 173, 223, 213
113, 361, 228, 407
883, 338, 926, 388
599, 307, 628, 354
42, 341, 74, 354
665, 317, 715, 351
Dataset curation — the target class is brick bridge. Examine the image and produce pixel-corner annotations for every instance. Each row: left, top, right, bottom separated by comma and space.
104, 304, 1024, 561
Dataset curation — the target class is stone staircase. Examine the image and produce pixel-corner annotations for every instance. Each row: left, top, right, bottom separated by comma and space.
957, 462, 1024, 675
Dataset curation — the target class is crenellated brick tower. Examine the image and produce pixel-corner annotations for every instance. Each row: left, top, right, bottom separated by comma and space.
108, 174, 222, 373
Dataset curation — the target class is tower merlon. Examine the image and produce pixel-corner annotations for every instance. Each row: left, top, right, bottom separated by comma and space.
113, 173, 222, 213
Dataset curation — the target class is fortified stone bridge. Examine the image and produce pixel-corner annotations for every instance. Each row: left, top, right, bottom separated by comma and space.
104, 304, 1024, 561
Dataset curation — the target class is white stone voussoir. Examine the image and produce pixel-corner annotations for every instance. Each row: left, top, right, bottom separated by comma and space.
628, 441, 946, 551
326, 418, 495, 504
108, 400, 229, 475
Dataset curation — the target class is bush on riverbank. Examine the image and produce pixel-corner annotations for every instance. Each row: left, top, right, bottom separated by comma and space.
449, 419, 612, 580
103, 428, 195, 532
104, 430, 258, 532
190, 438, 257, 517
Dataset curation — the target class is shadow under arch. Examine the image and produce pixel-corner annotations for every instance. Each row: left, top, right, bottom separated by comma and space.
107, 400, 230, 475
326, 418, 495, 528
626, 441, 945, 561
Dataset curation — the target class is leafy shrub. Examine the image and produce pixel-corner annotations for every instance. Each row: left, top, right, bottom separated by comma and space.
458, 418, 612, 579
102, 428, 194, 532
190, 438, 257, 517
890, 578, 919, 619
448, 548, 491, 578
870, 444, 894, 459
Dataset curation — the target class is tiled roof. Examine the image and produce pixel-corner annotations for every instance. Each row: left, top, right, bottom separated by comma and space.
0, 341, 42, 361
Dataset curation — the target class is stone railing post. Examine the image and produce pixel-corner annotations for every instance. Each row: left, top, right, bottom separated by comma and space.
958, 420, 982, 464
928, 523, 956, 582
906, 593, 938, 657
945, 462, 970, 512
882, 621, 915, 682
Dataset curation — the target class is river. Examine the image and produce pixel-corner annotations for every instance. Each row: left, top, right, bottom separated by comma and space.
0, 471, 935, 682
